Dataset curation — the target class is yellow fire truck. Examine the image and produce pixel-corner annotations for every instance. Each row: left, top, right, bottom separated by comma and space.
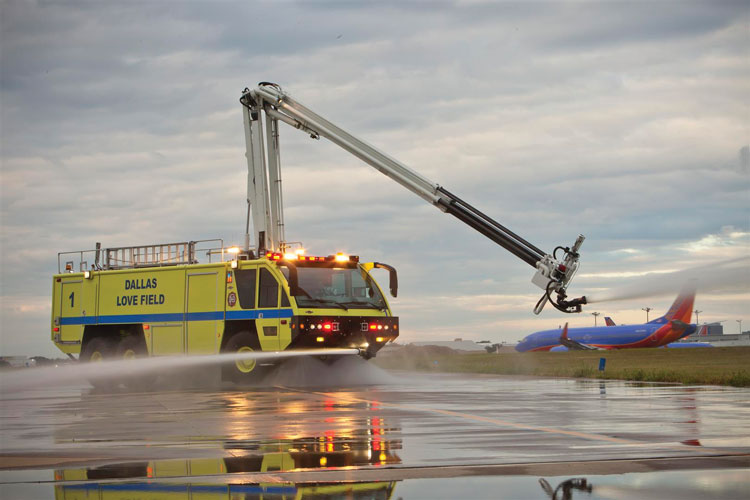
52, 242, 399, 383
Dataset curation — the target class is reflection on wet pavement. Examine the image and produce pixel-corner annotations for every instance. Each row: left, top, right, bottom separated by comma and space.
1, 367, 749, 498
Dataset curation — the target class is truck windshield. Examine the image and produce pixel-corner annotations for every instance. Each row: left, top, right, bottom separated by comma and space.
280, 266, 387, 310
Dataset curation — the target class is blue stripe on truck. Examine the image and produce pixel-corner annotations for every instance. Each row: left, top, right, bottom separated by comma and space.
58, 309, 294, 325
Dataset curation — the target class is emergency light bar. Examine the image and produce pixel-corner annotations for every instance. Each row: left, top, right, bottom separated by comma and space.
265, 251, 360, 263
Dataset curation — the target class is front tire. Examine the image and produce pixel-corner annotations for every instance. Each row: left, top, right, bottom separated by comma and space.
223, 331, 268, 385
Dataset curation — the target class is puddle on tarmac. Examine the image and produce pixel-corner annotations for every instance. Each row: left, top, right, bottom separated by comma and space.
1, 467, 748, 499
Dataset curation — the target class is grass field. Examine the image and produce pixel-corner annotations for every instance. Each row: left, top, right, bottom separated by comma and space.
374, 345, 750, 387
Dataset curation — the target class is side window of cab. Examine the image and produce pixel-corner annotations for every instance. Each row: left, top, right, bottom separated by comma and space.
235, 268, 257, 309
258, 268, 279, 308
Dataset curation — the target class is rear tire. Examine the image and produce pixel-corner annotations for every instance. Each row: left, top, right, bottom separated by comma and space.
116, 336, 151, 391
223, 331, 269, 385
80, 337, 116, 390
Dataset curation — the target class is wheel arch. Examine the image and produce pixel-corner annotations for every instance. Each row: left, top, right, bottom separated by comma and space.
221, 320, 258, 352
82, 324, 146, 352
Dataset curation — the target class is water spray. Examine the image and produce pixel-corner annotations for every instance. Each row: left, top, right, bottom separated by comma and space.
0, 348, 361, 393
585, 256, 749, 304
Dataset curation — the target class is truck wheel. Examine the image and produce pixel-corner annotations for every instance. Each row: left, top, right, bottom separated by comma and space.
80, 337, 116, 390
224, 331, 267, 384
116, 336, 150, 392
81, 337, 115, 363
116, 335, 146, 360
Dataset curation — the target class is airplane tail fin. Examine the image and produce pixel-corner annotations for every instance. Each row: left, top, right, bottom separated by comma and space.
697, 324, 708, 336
604, 316, 616, 326
648, 286, 696, 325
560, 322, 569, 341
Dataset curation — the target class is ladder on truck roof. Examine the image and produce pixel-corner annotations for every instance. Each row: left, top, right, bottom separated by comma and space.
57, 239, 228, 272
105, 242, 197, 269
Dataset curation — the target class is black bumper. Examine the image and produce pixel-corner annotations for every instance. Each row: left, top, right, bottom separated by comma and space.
289, 315, 399, 358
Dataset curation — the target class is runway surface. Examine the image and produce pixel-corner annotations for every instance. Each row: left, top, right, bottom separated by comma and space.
1, 357, 749, 498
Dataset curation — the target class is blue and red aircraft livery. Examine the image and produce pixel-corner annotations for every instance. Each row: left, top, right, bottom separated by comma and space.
515, 289, 697, 352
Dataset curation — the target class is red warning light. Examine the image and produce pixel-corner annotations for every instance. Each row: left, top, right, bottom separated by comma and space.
323, 323, 332, 331
369, 324, 378, 330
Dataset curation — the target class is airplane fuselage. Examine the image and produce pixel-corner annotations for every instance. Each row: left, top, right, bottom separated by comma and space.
515, 322, 696, 352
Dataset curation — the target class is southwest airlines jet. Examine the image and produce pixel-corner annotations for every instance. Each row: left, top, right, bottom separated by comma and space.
515, 289, 697, 352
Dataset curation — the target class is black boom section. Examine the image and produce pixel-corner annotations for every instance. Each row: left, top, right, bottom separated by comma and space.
436, 187, 545, 268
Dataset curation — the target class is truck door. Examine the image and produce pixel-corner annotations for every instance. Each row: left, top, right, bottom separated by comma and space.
186, 271, 222, 354
59, 279, 83, 342
256, 268, 281, 351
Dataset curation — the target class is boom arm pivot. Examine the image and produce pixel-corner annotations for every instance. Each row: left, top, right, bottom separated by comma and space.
240, 82, 586, 314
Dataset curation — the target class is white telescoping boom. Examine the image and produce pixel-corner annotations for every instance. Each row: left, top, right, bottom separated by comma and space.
240, 82, 587, 314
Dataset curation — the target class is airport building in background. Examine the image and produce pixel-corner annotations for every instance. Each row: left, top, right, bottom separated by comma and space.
683, 322, 750, 347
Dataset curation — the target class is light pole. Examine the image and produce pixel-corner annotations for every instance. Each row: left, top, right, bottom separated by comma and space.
738, 319, 743, 334
694, 309, 703, 325
592, 312, 600, 326
642, 307, 652, 322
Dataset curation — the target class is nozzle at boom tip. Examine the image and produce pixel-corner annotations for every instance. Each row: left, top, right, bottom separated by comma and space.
558, 294, 587, 313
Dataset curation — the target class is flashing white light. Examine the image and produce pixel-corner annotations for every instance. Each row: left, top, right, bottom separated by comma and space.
231, 260, 238, 269
84, 271, 91, 279
283, 252, 298, 261
334, 253, 349, 262
227, 246, 240, 254
294, 248, 306, 255
361, 342, 369, 348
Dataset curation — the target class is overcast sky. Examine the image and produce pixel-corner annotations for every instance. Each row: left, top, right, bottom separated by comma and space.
1, 1, 748, 357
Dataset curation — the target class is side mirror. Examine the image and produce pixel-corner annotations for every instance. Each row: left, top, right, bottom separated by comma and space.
363, 262, 398, 298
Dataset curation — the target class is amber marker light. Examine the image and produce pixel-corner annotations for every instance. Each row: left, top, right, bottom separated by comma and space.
376, 337, 384, 342
316, 337, 325, 342
334, 252, 349, 262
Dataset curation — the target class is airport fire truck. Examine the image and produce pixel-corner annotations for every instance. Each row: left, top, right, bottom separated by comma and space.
51, 83, 585, 383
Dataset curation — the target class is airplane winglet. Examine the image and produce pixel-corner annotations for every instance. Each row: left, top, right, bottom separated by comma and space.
561, 322, 569, 341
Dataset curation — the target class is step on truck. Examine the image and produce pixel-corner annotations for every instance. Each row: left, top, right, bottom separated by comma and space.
52, 241, 399, 385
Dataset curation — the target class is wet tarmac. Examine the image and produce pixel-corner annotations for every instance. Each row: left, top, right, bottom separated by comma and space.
1, 359, 749, 499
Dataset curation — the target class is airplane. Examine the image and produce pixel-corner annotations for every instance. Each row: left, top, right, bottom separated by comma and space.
515, 288, 698, 352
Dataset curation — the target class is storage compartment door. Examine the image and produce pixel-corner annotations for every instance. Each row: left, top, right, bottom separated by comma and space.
186, 272, 222, 354
59, 280, 83, 342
